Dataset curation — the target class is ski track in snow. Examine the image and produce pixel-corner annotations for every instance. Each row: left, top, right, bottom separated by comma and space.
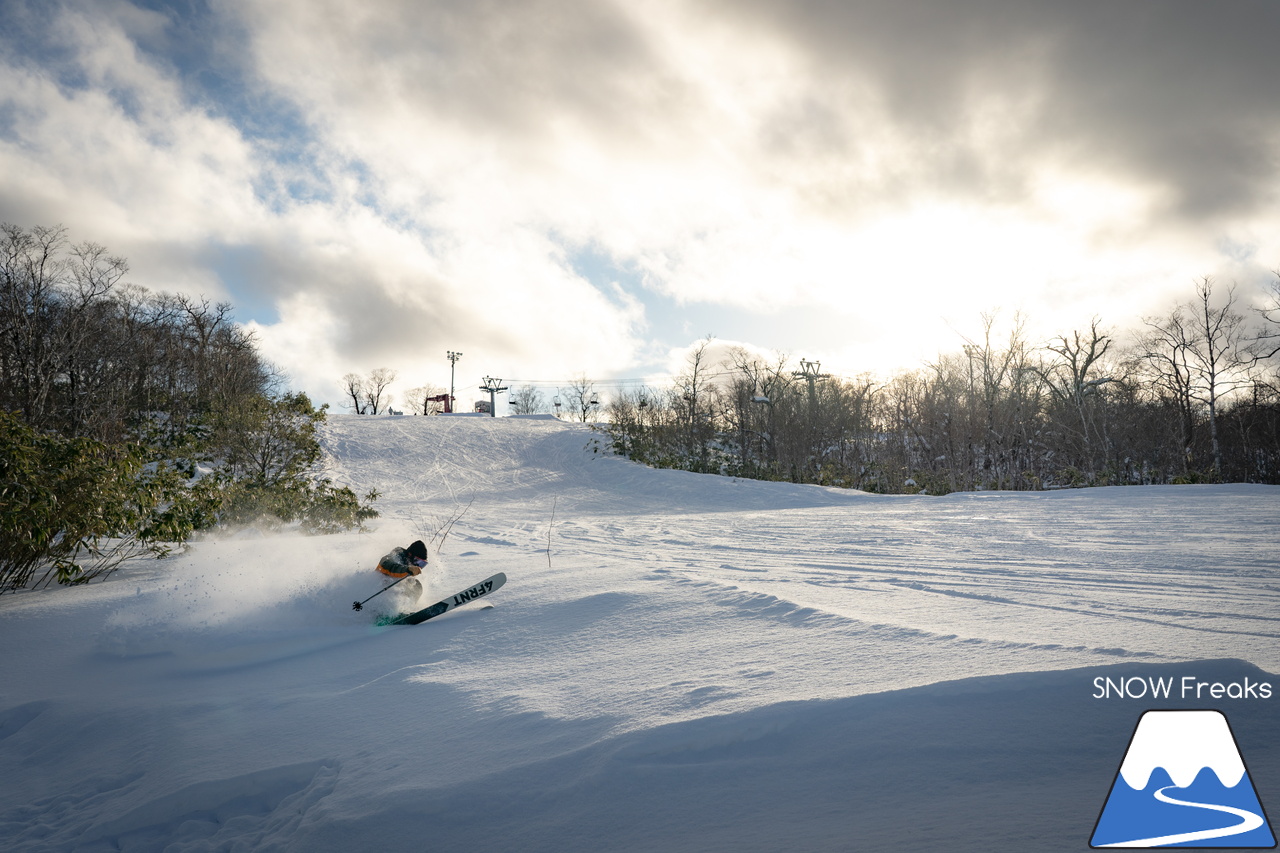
2, 414, 1279, 852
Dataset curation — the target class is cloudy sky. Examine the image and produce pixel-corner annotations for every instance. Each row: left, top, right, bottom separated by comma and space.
2, 0, 1278, 408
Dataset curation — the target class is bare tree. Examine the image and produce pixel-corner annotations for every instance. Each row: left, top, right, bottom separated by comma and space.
562, 374, 600, 422
0, 224, 81, 428
592, 299, 1279, 490
674, 337, 721, 469
723, 347, 778, 476
166, 293, 268, 422
340, 368, 397, 414
1, 224, 270, 441
1140, 278, 1252, 478
363, 367, 397, 414
1257, 269, 1280, 361
1184, 279, 1252, 478
509, 384, 546, 415
1037, 319, 1117, 473
342, 373, 368, 414
954, 313, 1041, 489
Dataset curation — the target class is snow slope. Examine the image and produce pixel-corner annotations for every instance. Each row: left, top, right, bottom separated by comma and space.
2, 414, 1278, 851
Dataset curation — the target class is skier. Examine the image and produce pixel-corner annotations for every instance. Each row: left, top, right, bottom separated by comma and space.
377, 539, 429, 603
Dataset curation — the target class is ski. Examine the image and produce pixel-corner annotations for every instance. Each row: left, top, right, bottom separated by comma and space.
382, 572, 507, 625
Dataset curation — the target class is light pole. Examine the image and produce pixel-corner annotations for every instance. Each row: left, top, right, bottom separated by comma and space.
447, 351, 462, 414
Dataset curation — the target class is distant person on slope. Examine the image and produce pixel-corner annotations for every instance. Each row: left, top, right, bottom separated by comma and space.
378, 540, 429, 603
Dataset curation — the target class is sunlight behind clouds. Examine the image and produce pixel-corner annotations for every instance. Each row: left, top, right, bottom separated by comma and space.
1, 0, 1279, 404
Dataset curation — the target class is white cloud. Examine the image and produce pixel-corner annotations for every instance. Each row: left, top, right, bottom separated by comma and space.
3, 0, 1279, 406
227, 0, 1280, 320
0, 1, 650, 405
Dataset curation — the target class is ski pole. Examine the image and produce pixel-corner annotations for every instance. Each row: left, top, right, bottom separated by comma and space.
353, 575, 410, 611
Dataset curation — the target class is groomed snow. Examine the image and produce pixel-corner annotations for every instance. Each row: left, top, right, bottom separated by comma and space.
2, 414, 1278, 851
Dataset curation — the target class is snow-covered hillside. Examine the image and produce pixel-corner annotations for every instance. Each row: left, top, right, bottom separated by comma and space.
2, 414, 1278, 851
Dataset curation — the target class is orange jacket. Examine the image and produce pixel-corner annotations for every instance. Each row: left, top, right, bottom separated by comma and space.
377, 546, 425, 578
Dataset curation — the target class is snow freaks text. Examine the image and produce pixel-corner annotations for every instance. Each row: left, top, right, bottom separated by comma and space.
1092, 675, 1273, 700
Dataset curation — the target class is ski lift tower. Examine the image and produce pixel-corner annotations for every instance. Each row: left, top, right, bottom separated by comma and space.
480, 376, 508, 418
792, 359, 829, 411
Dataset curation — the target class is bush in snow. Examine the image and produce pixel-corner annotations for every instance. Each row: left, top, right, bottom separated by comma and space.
0, 411, 211, 592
